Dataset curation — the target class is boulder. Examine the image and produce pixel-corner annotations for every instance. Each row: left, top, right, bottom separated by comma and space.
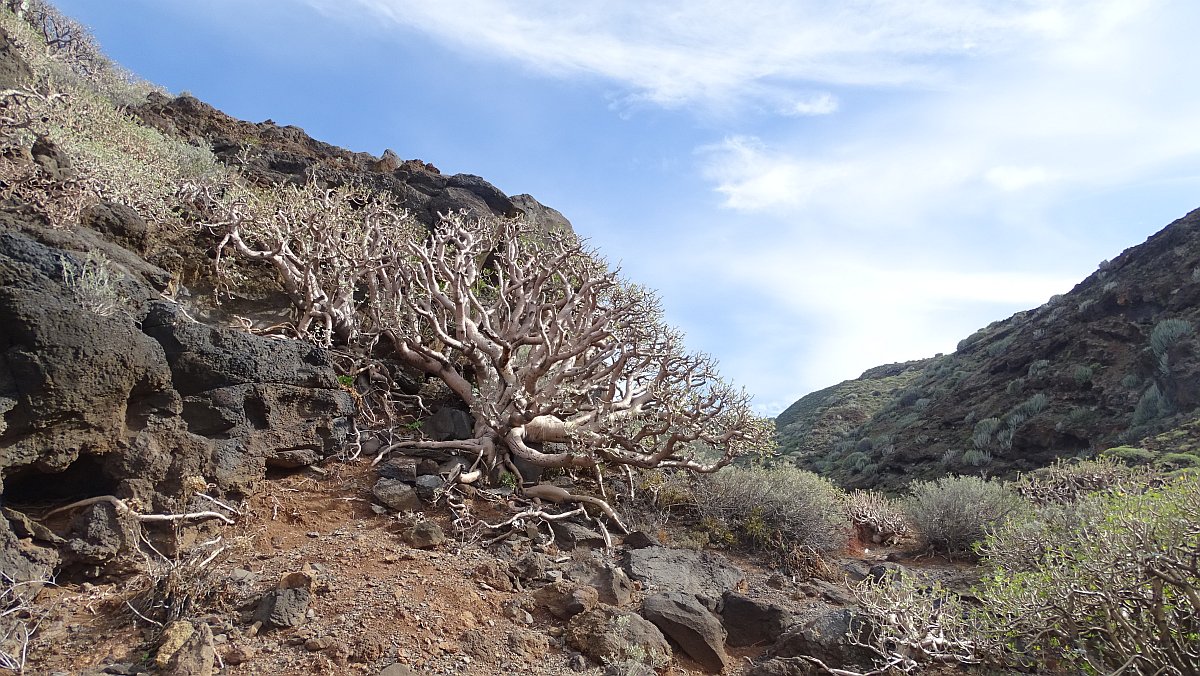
721, 592, 796, 647
626, 546, 745, 601
377, 456, 418, 483
641, 592, 730, 673
422, 407, 473, 441
566, 605, 672, 669
534, 580, 599, 620
401, 520, 446, 549
510, 551, 552, 582
567, 555, 634, 606
622, 530, 661, 549
372, 478, 422, 512
413, 474, 444, 501
768, 607, 873, 670
163, 622, 216, 676
256, 587, 311, 629
549, 520, 606, 550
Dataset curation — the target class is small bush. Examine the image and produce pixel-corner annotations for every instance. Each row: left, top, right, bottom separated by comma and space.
1027, 359, 1051, 378
960, 448, 992, 468
1071, 364, 1093, 385
1131, 383, 1170, 426
1150, 318, 1193, 360
972, 417, 1001, 450
1015, 456, 1150, 505
1100, 445, 1156, 466
1155, 452, 1200, 471
691, 466, 849, 557
843, 490, 909, 545
976, 478, 1200, 674
60, 251, 121, 316
904, 476, 1024, 557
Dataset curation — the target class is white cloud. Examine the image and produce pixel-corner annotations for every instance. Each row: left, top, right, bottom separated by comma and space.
784, 92, 839, 117
985, 166, 1058, 191
310, 0, 1101, 111
696, 136, 852, 211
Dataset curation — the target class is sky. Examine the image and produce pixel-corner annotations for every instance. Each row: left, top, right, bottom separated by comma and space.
54, 0, 1200, 415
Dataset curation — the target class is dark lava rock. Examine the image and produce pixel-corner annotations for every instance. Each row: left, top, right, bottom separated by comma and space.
256, 587, 311, 629
626, 546, 745, 601
641, 592, 729, 673
721, 592, 796, 647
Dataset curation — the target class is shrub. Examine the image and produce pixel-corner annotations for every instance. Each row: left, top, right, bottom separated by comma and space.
1071, 364, 1093, 385
843, 490, 909, 545
1027, 359, 1051, 378
972, 417, 1001, 450
1155, 452, 1200, 471
1132, 383, 1170, 426
1151, 318, 1193, 360
60, 251, 120, 316
1014, 456, 1150, 505
851, 570, 980, 672
691, 466, 849, 557
960, 448, 992, 468
1100, 445, 1156, 466
904, 476, 1024, 557
976, 478, 1200, 674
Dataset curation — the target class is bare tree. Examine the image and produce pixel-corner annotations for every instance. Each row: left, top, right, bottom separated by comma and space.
366, 213, 772, 481
199, 180, 772, 513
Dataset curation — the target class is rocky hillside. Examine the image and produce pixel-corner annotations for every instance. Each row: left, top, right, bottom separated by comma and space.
1, 8, 873, 676
778, 208, 1200, 490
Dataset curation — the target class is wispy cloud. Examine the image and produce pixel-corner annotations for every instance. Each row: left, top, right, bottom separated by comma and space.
784, 92, 839, 117
310, 0, 1094, 111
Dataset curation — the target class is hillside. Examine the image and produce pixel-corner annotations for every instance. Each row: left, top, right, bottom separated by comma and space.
777, 208, 1200, 489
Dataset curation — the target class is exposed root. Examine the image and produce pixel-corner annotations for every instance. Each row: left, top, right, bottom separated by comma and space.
522, 484, 629, 534
42, 496, 236, 526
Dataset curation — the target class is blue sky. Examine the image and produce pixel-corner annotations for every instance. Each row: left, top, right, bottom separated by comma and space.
56, 0, 1200, 415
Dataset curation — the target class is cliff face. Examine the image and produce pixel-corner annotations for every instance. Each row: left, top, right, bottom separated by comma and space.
778, 208, 1200, 490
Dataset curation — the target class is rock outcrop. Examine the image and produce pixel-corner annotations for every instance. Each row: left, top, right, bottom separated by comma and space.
0, 211, 354, 581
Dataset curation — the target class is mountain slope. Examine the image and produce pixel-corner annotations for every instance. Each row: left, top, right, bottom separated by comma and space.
778, 208, 1200, 489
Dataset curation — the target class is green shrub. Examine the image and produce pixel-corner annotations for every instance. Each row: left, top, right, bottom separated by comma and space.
1100, 445, 1156, 466
903, 476, 1024, 557
1027, 359, 1051, 378
1015, 456, 1150, 505
1155, 452, 1200, 470
960, 448, 992, 468
976, 478, 1200, 674
972, 417, 1001, 450
691, 466, 849, 557
1071, 364, 1093, 385
1151, 318, 1193, 360
1132, 383, 1170, 426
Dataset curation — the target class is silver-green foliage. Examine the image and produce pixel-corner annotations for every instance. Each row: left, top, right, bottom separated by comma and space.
904, 476, 1024, 557
691, 465, 849, 554
976, 478, 1200, 674
1151, 318, 1194, 377
60, 251, 120, 316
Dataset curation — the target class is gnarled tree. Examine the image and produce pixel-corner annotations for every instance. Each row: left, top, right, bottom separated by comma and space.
367, 214, 772, 479
199, 179, 772, 522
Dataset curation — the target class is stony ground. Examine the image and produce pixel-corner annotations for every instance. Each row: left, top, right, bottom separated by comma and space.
12, 458, 978, 676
